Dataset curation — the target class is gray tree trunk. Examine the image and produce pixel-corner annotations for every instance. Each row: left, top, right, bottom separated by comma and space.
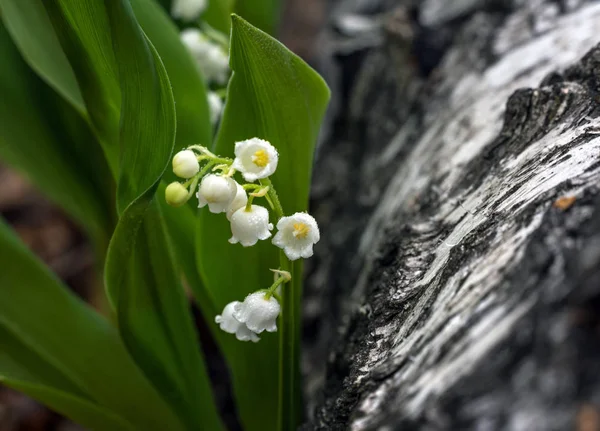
302, 0, 600, 429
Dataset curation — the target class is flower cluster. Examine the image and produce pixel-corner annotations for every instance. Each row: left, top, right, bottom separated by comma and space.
180, 29, 229, 85
171, 0, 207, 22
165, 137, 320, 342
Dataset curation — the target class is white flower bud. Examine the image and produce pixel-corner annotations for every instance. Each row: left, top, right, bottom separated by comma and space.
215, 301, 259, 342
272, 212, 320, 260
226, 182, 248, 221
231, 138, 279, 182
208, 91, 224, 125
233, 292, 280, 334
180, 29, 229, 84
171, 0, 207, 22
172, 150, 200, 179
165, 182, 189, 207
228, 205, 273, 247
196, 174, 236, 213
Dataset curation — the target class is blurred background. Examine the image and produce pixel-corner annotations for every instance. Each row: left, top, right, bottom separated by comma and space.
0, 0, 324, 429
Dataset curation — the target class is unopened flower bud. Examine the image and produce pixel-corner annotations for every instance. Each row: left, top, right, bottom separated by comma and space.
165, 182, 189, 207
173, 150, 200, 179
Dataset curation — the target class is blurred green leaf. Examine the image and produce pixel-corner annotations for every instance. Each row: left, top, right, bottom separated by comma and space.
0, 219, 185, 431
0, 0, 85, 115
5, 0, 223, 428
204, 0, 235, 34
1, 380, 134, 431
0, 22, 114, 254
196, 15, 330, 431
233, 0, 281, 36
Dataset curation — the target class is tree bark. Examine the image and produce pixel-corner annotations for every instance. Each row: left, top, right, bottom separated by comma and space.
303, 0, 600, 429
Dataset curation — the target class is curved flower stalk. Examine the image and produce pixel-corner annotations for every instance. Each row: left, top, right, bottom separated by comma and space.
165, 138, 320, 342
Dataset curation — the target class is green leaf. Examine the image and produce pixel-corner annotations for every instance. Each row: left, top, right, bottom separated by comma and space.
103, 1, 174, 213
204, 0, 235, 34
0, 21, 114, 254
196, 15, 330, 431
0, 0, 85, 115
130, 0, 213, 160
42, 0, 121, 174
0, 380, 134, 431
0, 219, 185, 431
99, 1, 223, 429
112, 201, 224, 431
233, 0, 281, 36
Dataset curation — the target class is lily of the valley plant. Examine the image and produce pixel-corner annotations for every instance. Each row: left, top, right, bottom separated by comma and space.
0, 0, 329, 430
166, 138, 320, 342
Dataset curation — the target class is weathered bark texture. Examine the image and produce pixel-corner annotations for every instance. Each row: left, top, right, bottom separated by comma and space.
303, 0, 600, 429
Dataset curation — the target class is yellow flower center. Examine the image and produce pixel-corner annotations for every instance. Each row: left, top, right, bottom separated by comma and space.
293, 222, 310, 239
251, 149, 269, 167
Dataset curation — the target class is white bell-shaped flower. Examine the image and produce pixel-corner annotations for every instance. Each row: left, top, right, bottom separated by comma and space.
226, 182, 248, 221
171, 0, 207, 21
197, 174, 236, 213
231, 138, 279, 182
208, 91, 224, 125
215, 301, 259, 342
228, 205, 273, 247
233, 292, 280, 333
180, 29, 229, 84
172, 149, 200, 179
272, 212, 320, 260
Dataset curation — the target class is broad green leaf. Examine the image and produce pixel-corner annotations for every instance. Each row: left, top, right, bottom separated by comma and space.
113, 201, 223, 431
100, 1, 223, 429
103, 1, 174, 213
0, 0, 85, 115
196, 15, 330, 431
0, 380, 134, 431
234, 0, 281, 36
0, 22, 114, 254
43, 0, 121, 174
0, 219, 185, 431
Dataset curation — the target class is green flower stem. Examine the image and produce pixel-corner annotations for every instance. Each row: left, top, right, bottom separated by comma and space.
259, 177, 301, 430
260, 178, 284, 218
184, 175, 200, 201
196, 161, 216, 181
278, 252, 300, 430
245, 194, 255, 211
264, 275, 287, 299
